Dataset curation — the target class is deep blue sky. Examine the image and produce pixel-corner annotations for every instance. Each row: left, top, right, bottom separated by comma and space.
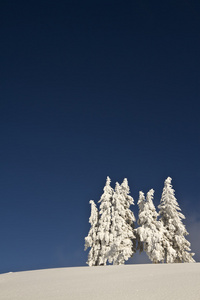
0, 0, 200, 273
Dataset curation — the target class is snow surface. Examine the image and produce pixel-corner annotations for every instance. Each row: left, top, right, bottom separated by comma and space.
1, 263, 200, 300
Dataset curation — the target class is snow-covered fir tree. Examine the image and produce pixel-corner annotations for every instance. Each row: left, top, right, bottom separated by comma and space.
108, 180, 136, 265
136, 189, 165, 263
121, 178, 136, 254
158, 177, 195, 263
121, 178, 136, 231
97, 176, 114, 265
85, 177, 136, 266
136, 191, 146, 254
84, 200, 100, 266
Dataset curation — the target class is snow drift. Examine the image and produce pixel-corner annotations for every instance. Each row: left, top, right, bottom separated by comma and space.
1, 263, 200, 300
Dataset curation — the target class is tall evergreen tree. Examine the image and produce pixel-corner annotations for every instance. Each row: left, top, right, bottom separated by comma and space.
121, 178, 136, 228
84, 200, 100, 266
97, 176, 114, 265
158, 177, 195, 263
121, 178, 136, 255
136, 191, 146, 254
136, 189, 165, 263
108, 180, 136, 265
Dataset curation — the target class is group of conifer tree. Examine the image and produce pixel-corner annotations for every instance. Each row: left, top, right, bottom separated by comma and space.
84, 176, 195, 266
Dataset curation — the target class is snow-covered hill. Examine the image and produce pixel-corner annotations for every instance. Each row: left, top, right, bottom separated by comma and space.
1, 263, 200, 300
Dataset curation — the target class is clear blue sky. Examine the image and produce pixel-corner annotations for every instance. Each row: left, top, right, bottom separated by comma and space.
0, 0, 200, 273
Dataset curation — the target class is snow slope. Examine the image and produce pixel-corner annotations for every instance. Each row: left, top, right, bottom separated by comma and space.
1, 263, 200, 300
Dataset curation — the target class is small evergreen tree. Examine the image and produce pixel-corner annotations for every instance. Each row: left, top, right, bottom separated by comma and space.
108, 180, 136, 265
158, 177, 195, 263
84, 200, 100, 266
136, 189, 165, 263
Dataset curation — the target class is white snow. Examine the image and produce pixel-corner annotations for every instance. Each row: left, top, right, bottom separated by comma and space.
1, 263, 200, 300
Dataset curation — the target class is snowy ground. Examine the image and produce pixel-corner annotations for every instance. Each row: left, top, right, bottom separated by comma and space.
1, 263, 200, 300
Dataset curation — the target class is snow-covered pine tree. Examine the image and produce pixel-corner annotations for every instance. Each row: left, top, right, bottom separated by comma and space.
108, 180, 136, 265
121, 178, 136, 228
158, 177, 195, 263
121, 178, 136, 255
84, 200, 100, 266
136, 189, 165, 263
136, 191, 146, 254
85, 177, 136, 266
97, 176, 114, 265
